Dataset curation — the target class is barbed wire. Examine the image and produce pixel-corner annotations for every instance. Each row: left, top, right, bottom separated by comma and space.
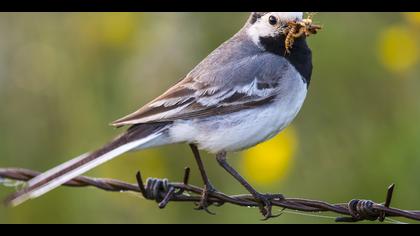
1, 167, 420, 223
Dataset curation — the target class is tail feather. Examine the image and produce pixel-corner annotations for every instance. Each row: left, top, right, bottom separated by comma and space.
5, 123, 171, 207
27, 152, 90, 187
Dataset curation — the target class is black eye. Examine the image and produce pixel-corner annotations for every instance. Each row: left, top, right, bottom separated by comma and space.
268, 15, 277, 25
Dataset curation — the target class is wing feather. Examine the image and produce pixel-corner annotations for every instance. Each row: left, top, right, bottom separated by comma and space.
112, 53, 290, 127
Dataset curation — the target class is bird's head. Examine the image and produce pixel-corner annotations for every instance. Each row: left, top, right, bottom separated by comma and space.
246, 12, 320, 54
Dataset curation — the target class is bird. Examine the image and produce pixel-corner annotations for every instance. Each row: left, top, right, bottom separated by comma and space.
6, 12, 316, 219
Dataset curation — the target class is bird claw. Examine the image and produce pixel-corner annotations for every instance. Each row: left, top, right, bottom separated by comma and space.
254, 193, 284, 220
194, 184, 217, 215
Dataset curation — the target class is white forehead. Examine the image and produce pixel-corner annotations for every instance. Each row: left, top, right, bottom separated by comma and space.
270, 12, 303, 21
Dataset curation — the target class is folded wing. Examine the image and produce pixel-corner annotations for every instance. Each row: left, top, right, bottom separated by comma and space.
112, 53, 291, 127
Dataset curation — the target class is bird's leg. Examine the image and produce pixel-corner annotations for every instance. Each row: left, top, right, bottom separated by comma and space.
216, 151, 284, 220
189, 144, 217, 215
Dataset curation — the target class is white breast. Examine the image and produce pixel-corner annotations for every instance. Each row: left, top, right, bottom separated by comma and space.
169, 74, 308, 154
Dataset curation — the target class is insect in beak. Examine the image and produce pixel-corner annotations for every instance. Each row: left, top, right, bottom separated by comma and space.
284, 13, 322, 54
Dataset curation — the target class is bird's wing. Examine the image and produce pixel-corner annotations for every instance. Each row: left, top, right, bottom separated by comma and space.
112, 53, 292, 127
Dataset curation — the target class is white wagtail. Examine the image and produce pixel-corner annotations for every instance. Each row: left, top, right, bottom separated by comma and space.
6, 12, 318, 218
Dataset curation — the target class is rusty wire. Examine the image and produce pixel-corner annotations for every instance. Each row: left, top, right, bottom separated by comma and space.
1, 167, 420, 223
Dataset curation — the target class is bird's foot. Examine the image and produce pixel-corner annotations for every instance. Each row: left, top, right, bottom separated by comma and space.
254, 193, 285, 220
195, 184, 217, 215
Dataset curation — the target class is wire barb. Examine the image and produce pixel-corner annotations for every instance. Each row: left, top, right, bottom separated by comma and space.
1, 167, 420, 223
335, 183, 397, 223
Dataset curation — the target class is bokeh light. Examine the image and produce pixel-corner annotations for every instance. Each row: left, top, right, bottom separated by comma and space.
241, 127, 297, 186
79, 13, 138, 49
97, 13, 138, 47
404, 12, 420, 26
378, 25, 419, 73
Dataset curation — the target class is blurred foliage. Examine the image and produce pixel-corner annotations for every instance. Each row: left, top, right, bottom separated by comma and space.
0, 12, 420, 224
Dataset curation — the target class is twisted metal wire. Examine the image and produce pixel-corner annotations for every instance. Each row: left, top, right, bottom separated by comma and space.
1, 167, 420, 223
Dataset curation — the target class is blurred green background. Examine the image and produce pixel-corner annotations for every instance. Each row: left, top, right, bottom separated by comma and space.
0, 12, 420, 224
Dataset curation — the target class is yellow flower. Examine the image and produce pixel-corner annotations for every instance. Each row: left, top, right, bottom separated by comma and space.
78, 13, 138, 48
378, 25, 419, 73
98, 13, 138, 47
241, 126, 298, 186
404, 12, 420, 26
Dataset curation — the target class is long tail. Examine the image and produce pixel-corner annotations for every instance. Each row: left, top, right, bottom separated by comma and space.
5, 122, 171, 207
